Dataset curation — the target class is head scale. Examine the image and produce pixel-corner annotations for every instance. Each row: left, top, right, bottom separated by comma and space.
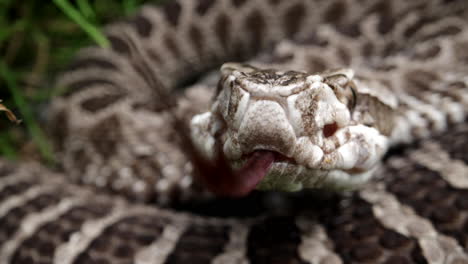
190, 63, 390, 196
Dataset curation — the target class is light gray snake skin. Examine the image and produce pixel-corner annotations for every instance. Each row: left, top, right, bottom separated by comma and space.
2, 0, 468, 263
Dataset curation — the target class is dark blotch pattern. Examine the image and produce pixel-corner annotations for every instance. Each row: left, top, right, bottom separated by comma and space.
306, 55, 328, 72
245, 10, 266, 53
283, 3, 306, 37
411, 44, 441, 60
49, 110, 68, 153
247, 217, 308, 264
196, 0, 216, 15
68, 58, 117, 72
386, 160, 468, 249
432, 123, 468, 164
62, 79, 116, 98
88, 115, 123, 158
12, 203, 112, 264
0, 180, 35, 205
189, 24, 204, 56
403, 17, 437, 39
166, 224, 230, 264
324, 1, 347, 24
130, 14, 153, 38
70, 148, 91, 176
404, 70, 439, 93
232, 0, 247, 8
74, 214, 165, 264
320, 197, 427, 264
368, 1, 395, 35
164, 35, 182, 59
215, 13, 231, 51
0, 164, 15, 178
108, 35, 132, 56
81, 92, 126, 113
268, 0, 281, 5
418, 25, 461, 42
163, 1, 182, 27
0, 191, 65, 247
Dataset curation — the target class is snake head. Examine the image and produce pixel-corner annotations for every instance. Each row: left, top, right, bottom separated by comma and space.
190, 63, 390, 196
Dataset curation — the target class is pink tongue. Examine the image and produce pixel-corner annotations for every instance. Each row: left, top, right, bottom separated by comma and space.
233, 151, 275, 195
207, 151, 275, 197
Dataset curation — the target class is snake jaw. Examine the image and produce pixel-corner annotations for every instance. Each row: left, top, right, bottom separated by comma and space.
191, 64, 391, 193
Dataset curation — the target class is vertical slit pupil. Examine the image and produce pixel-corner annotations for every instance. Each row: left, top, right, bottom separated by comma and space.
323, 122, 338, 137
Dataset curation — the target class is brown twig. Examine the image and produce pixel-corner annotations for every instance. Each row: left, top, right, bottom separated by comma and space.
0, 100, 21, 124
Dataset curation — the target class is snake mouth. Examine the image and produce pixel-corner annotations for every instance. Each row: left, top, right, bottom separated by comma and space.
242, 150, 296, 165
227, 150, 298, 194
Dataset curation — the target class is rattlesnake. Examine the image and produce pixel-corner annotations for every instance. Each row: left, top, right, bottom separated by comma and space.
1, 0, 468, 263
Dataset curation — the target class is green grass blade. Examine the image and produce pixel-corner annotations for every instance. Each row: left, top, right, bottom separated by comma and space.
0, 132, 17, 159
53, 0, 109, 48
76, 0, 96, 21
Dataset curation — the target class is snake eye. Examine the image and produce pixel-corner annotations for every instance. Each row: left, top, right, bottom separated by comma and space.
323, 122, 338, 137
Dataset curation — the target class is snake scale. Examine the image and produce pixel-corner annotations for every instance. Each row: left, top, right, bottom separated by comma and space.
2, 0, 468, 263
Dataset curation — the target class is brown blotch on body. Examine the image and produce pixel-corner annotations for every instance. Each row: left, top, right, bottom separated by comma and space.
80, 92, 126, 113
419, 25, 462, 42
215, 13, 231, 51
189, 24, 204, 56
412, 44, 441, 60
147, 48, 164, 65
247, 217, 308, 264
108, 35, 132, 55
268, 0, 281, 5
62, 79, 116, 98
162, 1, 182, 27
306, 56, 328, 72
232, 0, 247, 8
68, 57, 117, 71
368, 1, 395, 35
130, 14, 153, 38
164, 34, 182, 59
324, 1, 347, 24
283, 3, 306, 36
403, 17, 437, 38
165, 224, 230, 263
88, 115, 123, 158
196, 0, 216, 15
49, 110, 68, 152
245, 9, 266, 53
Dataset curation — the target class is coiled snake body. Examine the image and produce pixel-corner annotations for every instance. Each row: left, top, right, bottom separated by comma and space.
2, 0, 468, 263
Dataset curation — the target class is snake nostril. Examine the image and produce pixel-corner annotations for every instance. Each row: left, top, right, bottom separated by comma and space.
323, 122, 338, 137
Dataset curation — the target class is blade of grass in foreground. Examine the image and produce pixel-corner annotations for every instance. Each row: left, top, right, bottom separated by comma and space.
53, 0, 109, 48
0, 132, 17, 159
0, 62, 55, 164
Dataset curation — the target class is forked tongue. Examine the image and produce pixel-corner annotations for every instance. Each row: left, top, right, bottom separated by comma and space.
209, 151, 275, 197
